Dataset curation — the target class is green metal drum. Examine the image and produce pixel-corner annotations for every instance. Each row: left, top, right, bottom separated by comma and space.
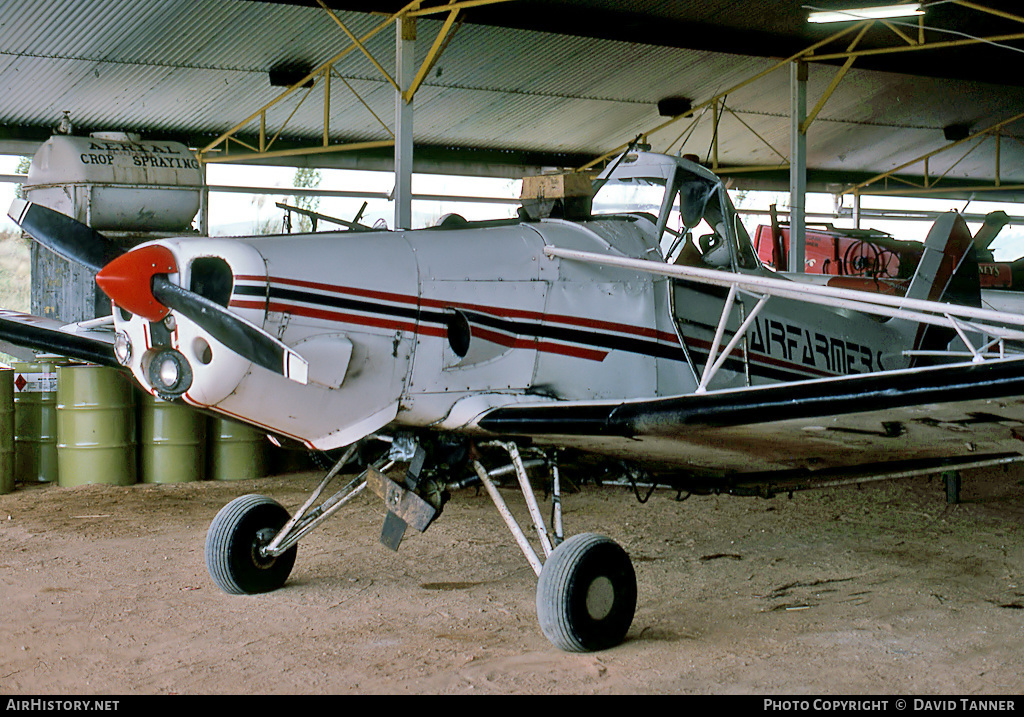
209, 417, 267, 481
139, 391, 206, 484
1, 369, 14, 494
12, 360, 61, 483
56, 364, 136, 487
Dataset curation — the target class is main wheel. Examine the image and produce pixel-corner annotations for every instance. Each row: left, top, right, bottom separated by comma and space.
205, 494, 297, 595
536, 533, 637, 652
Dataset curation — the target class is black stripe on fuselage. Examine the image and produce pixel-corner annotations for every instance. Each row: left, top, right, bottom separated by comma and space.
235, 283, 422, 322
684, 344, 812, 383
458, 309, 688, 362
234, 283, 690, 364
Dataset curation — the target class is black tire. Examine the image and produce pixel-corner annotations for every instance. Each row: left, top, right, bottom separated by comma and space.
205, 494, 297, 595
536, 533, 637, 652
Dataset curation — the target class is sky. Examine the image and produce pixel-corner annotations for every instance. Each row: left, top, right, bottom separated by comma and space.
2, 153, 1023, 261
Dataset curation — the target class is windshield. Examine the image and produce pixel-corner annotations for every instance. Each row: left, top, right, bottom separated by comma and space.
660, 175, 760, 271
591, 152, 761, 272
591, 177, 667, 218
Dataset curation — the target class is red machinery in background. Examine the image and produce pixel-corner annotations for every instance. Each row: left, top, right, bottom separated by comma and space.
754, 210, 1020, 289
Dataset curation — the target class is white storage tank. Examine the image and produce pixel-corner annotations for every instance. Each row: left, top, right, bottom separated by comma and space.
23, 132, 203, 232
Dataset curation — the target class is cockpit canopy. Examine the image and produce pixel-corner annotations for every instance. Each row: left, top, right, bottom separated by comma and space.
591, 152, 760, 271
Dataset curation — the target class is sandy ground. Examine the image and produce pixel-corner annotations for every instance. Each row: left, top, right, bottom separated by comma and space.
1, 462, 1022, 695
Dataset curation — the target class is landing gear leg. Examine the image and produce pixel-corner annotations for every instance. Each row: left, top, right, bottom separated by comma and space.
205, 442, 375, 595
472, 442, 637, 652
205, 436, 444, 596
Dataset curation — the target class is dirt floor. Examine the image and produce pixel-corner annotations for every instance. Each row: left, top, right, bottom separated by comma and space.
1, 461, 1023, 695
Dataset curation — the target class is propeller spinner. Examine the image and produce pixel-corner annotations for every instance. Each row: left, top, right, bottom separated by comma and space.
8, 200, 308, 386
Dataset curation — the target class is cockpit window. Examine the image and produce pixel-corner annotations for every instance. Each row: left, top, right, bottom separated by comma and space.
677, 178, 717, 230
591, 177, 667, 217
663, 179, 759, 271
592, 153, 761, 272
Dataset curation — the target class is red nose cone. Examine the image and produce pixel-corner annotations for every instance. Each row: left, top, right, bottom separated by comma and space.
95, 244, 178, 321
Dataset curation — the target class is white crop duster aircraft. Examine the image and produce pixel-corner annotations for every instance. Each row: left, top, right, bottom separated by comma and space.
5, 151, 1024, 652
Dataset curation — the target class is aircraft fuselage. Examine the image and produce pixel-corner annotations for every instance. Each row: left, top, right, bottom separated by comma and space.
112, 212, 912, 451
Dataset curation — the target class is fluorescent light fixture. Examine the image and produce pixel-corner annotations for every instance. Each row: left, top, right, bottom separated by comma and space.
808, 3, 924, 23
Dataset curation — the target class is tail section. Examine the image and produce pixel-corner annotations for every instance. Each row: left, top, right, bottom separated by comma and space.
898, 211, 981, 363
904, 212, 980, 305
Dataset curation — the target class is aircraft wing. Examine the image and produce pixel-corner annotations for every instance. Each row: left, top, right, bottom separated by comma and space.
475, 356, 1024, 492
0, 309, 119, 367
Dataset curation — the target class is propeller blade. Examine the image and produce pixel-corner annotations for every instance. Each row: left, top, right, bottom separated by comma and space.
9, 198, 308, 384
151, 276, 308, 384
8, 199, 123, 273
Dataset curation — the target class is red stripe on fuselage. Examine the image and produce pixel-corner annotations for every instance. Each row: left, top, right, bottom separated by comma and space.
230, 298, 611, 362
468, 325, 609, 361
230, 299, 426, 336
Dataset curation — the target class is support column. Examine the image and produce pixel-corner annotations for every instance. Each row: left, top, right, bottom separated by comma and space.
394, 16, 415, 230
943, 470, 961, 505
199, 162, 210, 236
789, 61, 807, 274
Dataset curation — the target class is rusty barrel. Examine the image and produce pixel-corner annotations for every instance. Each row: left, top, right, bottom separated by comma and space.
0, 368, 13, 494
208, 417, 267, 481
56, 364, 136, 487
12, 360, 61, 483
138, 391, 206, 484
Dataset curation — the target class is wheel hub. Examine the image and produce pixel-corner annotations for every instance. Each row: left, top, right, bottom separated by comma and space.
585, 576, 615, 621
251, 528, 279, 569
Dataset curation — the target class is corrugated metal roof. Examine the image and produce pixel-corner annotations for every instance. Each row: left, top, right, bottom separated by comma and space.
0, 0, 1021, 188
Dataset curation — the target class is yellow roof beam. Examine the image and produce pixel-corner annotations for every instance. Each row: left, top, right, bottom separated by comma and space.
317, 0, 400, 93
198, 0, 515, 164
844, 111, 1024, 195
405, 4, 463, 102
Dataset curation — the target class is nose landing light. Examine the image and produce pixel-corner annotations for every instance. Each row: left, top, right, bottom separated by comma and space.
146, 348, 193, 400
113, 331, 132, 365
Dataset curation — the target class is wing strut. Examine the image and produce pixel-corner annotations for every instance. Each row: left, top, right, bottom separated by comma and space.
545, 245, 1024, 361
469, 440, 557, 576
697, 287, 770, 393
